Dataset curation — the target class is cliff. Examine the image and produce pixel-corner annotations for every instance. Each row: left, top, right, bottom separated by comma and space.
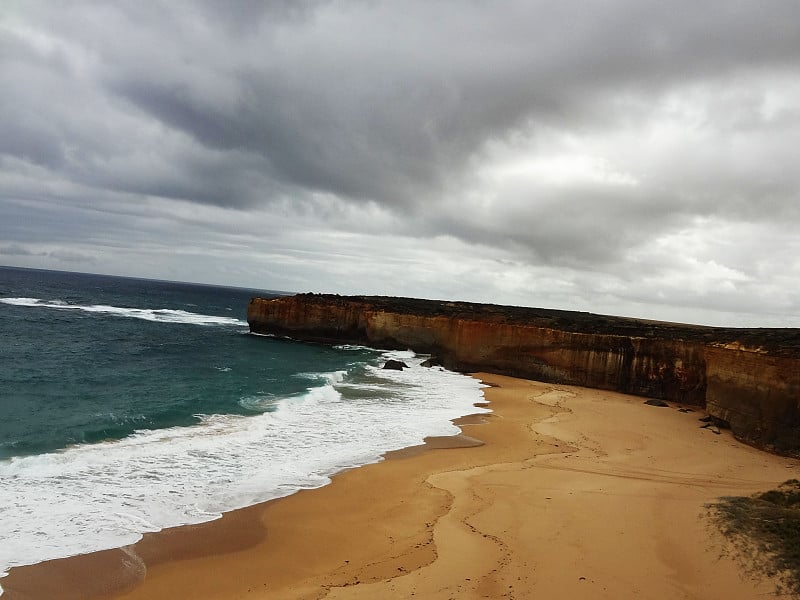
248, 294, 800, 455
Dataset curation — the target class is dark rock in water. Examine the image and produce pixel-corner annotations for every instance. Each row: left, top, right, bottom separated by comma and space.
678, 408, 693, 413
420, 357, 443, 368
644, 399, 669, 407
382, 359, 409, 370
699, 415, 714, 423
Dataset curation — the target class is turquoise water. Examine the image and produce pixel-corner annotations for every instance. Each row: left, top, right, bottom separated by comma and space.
0, 266, 489, 581
0, 266, 371, 457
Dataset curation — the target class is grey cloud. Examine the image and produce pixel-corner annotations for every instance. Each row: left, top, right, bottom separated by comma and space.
425, 186, 684, 268
1, 0, 799, 325
0, 244, 46, 257
6, 0, 800, 214
49, 249, 96, 264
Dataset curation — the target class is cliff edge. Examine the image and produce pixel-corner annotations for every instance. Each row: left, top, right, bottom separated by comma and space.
248, 294, 800, 455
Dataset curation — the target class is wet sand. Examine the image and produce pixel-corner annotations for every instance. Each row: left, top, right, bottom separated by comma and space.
4, 373, 797, 599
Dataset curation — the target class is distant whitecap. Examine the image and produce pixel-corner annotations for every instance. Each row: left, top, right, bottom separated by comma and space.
0, 297, 247, 327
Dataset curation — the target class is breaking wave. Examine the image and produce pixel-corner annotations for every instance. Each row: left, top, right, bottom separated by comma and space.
0, 351, 489, 584
0, 297, 247, 327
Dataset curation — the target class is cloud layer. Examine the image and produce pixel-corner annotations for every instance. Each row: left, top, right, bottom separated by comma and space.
2, 1, 799, 325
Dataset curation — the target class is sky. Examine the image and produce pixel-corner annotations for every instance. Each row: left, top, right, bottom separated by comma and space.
1, 1, 799, 327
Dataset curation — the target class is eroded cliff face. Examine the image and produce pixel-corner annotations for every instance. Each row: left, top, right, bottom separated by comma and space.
248, 294, 800, 455
705, 346, 800, 454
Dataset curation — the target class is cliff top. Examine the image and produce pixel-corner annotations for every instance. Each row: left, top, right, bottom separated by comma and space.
259, 294, 800, 358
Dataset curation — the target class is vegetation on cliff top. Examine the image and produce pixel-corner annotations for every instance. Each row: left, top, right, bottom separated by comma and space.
707, 480, 800, 596
276, 294, 800, 358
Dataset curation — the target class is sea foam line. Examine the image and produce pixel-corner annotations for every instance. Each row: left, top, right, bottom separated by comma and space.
0, 297, 246, 327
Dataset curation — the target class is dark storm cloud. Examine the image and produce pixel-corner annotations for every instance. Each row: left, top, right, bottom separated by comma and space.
2, 0, 800, 324
98, 0, 800, 211
4, 0, 800, 212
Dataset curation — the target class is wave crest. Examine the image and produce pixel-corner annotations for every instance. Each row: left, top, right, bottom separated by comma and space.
0, 297, 246, 327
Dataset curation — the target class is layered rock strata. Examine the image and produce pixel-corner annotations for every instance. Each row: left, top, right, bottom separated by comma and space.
248, 294, 800, 455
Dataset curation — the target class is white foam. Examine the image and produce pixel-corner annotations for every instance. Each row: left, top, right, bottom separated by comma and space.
333, 344, 374, 351
0, 354, 489, 579
294, 370, 348, 385
0, 297, 246, 327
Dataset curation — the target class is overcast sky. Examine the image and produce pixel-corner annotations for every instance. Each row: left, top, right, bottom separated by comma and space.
1, 1, 799, 326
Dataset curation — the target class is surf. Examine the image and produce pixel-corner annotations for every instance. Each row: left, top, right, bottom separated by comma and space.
0, 297, 247, 327
0, 350, 488, 581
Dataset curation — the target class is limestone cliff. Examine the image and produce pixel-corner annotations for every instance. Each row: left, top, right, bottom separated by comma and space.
248, 294, 800, 455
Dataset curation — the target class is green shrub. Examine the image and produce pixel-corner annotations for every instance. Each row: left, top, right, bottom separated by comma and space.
707, 480, 800, 597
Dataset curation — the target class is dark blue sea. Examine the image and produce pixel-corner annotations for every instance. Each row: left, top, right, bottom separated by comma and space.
0, 266, 488, 582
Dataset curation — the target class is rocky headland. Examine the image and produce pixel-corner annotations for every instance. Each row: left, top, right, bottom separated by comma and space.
248, 294, 800, 455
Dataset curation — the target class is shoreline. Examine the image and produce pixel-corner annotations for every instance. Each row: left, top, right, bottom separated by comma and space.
0, 387, 494, 600
4, 373, 798, 599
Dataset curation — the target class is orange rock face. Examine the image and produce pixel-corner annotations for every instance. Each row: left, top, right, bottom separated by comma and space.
248, 294, 800, 455
705, 346, 800, 453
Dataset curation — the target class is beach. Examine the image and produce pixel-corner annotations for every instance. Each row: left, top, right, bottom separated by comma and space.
4, 372, 796, 599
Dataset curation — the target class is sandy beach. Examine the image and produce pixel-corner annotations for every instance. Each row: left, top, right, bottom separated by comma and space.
4, 373, 797, 599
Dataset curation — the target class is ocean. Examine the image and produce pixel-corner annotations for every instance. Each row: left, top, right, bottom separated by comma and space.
0, 266, 488, 588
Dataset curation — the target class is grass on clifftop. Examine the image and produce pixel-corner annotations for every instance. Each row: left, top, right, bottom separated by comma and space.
707, 480, 800, 597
